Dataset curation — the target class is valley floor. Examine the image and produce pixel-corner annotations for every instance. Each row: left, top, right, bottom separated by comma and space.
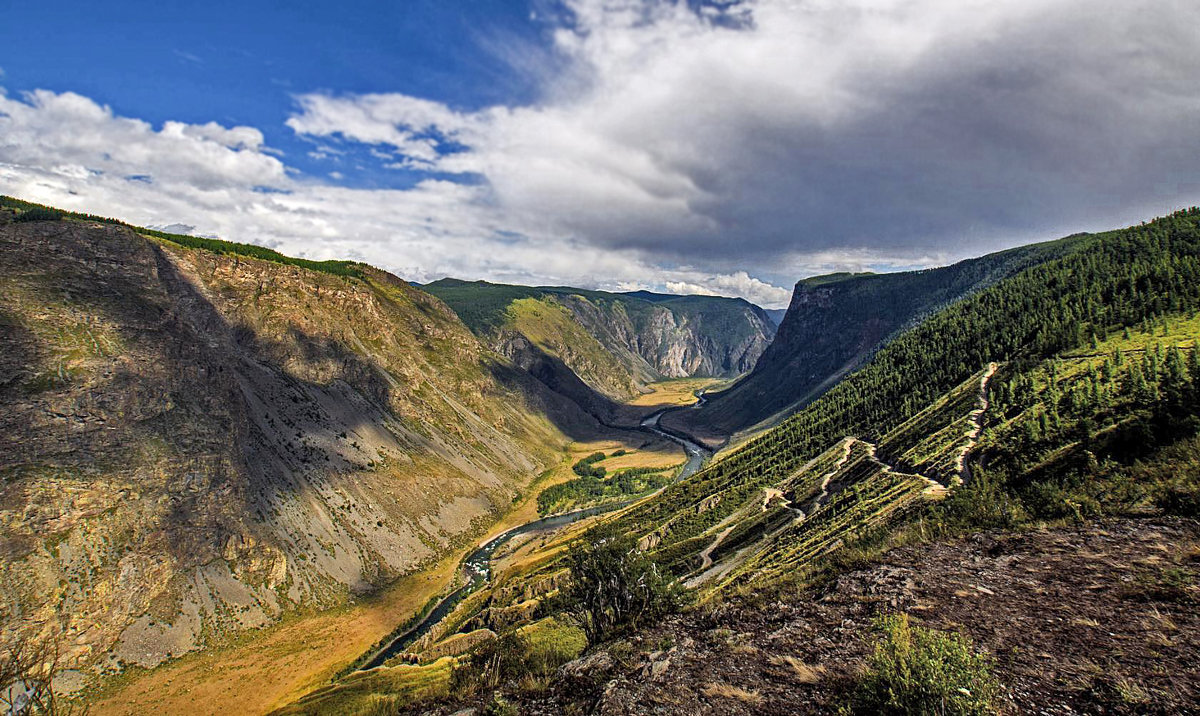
87, 428, 683, 714
410, 516, 1200, 715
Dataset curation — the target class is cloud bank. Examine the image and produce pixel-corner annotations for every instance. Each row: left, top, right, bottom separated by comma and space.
5, 0, 1200, 308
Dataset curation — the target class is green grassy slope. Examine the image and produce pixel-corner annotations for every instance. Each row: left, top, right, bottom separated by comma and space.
422, 278, 776, 399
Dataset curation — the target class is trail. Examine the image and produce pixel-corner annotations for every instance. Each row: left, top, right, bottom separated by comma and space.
689, 437, 856, 586
860, 439, 946, 496
697, 525, 736, 570
953, 362, 998, 486
687, 363, 1002, 588
797, 437, 855, 518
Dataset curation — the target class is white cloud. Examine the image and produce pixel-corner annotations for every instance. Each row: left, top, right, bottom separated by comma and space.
0, 87, 794, 306
4, 0, 1199, 311
288, 0, 1200, 270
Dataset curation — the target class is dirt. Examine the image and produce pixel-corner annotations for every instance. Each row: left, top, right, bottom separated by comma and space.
412, 517, 1200, 715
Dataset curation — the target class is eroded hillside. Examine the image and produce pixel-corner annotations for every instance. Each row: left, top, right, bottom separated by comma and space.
0, 216, 641, 673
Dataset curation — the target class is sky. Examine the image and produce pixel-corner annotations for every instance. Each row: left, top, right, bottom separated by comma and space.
2, 0, 1199, 309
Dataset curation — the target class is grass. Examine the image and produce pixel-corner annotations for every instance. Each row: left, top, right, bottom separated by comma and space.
514, 616, 587, 674
274, 657, 458, 715
854, 614, 1000, 716
627, 378, 728, 407
701, 682, 765, 706
769, 654, 825, 684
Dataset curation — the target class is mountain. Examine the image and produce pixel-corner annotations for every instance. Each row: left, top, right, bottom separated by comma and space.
421, 279, 775, 412
763, 308, 787, 328
619, 211, 1200, 584
9, 194, 1200, 715
0, 199, 650, 672
663, 236, 1093, 447
285, 209, 1200, 715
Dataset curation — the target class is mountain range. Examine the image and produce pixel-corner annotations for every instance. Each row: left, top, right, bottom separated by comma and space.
2, 196, 1198, 715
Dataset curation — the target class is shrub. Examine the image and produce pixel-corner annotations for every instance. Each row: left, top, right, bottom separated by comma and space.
562, 527, 682, 642
854, 614, 1000, 715
929, 469, 1025, 535
517, 617, 587, 674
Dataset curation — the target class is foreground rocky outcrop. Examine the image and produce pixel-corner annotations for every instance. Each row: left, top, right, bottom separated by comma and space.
408, 517, 1200, 715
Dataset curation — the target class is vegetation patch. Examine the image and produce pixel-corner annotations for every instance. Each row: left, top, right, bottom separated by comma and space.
853, 614, 1000, 716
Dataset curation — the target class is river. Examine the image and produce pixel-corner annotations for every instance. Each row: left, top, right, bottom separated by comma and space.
357, 393, 711, 670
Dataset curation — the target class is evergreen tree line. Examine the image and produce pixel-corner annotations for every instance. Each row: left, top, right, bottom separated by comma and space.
617, 209, 1200, 548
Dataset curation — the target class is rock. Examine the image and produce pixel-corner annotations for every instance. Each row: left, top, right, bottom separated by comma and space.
559, 650, 615, 688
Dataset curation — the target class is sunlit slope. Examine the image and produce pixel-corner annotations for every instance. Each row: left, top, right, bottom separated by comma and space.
0, 203, 634, 672
614, 209, 1200, 587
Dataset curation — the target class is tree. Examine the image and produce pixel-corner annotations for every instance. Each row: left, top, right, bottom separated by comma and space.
14, 207, 62, 222
562, 528, 681, 642
0, 632, 86, 715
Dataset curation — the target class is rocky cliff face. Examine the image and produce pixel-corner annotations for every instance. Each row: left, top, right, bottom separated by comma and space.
0, 220, 601, 672
665, 237, 1091, 446
421, 280, 775, 407
557, 294, 772, 381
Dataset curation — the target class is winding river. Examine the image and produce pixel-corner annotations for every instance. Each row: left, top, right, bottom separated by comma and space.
358, 393, 712, 670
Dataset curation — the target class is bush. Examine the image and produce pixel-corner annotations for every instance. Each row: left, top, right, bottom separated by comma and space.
15, 207, 62, 222
562, 527, 682, 641
449, 617, 586, 696
854, 614, 1000, 715
929, 469, 1026, 535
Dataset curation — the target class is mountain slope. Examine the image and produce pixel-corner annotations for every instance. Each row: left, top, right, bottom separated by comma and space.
665, 236, 1092, 446
615, 209, 1200, 585
422, 279, 775, 406
0, 206, 645, 672
273, 211, 1200, 716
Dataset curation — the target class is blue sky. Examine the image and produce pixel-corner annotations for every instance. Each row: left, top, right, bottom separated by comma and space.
2, 0, 1198, 308
3, 0, 552, 188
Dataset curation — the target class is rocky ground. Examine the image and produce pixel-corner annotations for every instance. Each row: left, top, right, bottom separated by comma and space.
412, 517, 1200, 715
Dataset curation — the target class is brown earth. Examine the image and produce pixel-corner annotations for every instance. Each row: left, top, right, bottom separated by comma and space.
410, 517, 1200, 715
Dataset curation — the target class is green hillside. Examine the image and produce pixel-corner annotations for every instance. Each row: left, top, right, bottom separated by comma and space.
666, 232, 1095, 445
618, 209, 1200, 577
422, 277, 776, 403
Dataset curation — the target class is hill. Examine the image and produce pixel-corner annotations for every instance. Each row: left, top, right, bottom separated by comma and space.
621, 211, 1200, 580
663, 235, 1094, 446
291, 209, 1200, 715
421, 279, 775, 418
0, 199, 657, 676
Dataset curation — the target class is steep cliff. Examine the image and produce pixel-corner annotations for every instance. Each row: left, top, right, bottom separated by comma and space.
422, 280, 775, 406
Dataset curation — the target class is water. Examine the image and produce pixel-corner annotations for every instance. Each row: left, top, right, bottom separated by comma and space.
358, 395, 712, 670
